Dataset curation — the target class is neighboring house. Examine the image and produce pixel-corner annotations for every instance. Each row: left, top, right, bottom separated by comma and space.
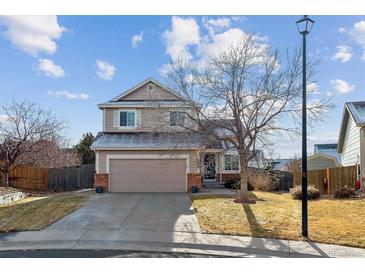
313, 143, 340, 162
91, 78, 253, 192
307, 144, 341, 171
307, 153, 341, 171
270, 159, 292, 171
337, 101, 365, 187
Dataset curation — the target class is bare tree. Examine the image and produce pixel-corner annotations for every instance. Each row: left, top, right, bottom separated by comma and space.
0, 100, 67, 186
284, 155, 302, 173
167, 35, 332, 203
16, 137, 80, 168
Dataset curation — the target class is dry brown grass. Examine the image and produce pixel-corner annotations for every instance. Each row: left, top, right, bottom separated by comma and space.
192, 191, 365, 248
0, 192, 90, 232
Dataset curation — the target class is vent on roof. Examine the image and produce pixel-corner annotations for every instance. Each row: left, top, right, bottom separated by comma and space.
147, 84, 154, 92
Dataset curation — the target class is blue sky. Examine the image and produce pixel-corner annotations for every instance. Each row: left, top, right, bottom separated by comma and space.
0, 15, 364, 158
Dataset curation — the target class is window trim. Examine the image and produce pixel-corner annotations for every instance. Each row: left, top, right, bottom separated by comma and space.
169, 111, 186, 127
223, 154, 240, 172
118, 109, 137, 128
147, 84, 155, 92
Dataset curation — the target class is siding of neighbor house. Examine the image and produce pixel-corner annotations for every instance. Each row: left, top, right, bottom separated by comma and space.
103, 107, 194, 132
341, 114, 361, 166
97, 150, 199, 174
360, 127, 365, 184
308, 155, 339, 171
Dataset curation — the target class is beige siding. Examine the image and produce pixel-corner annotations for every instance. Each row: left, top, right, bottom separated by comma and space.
120, 82, 179, 101
103, 107, 196, 132
340, 115, 361, 166
308, 155, 339, 171
97, 150, 199, 174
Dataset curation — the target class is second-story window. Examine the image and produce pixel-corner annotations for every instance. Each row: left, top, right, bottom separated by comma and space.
120, 111, 136, 127
170, 111, 186, 127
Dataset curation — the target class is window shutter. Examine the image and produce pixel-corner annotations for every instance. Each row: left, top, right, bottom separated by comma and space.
113, 109, 119, 128
136, 109, 141, 127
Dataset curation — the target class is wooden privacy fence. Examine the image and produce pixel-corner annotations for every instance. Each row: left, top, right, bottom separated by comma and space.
275, 170, 294, 191
8, 166, 48, 192
2, 164, 95, 192
48, 164, 95, 192
294, 165, 357, 195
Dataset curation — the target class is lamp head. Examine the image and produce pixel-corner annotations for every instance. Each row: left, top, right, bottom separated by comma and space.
296, 15, 315, 35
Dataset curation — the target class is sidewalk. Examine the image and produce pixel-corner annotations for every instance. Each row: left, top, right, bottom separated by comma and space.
1, 229, 364, 258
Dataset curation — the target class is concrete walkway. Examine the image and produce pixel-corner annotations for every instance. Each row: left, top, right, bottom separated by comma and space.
1, 229, 364, 257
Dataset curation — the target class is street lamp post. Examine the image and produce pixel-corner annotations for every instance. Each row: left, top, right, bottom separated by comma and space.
296, 15, 315, 238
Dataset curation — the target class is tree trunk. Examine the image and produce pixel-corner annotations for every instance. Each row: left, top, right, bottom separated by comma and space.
240, 160, 249, 199
1, 161, 10, 187
1, 171, 9, 187
239, 157, 255, 204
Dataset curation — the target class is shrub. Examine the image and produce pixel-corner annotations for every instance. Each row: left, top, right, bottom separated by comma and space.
290, 185, 321, 200
224, 178, 254, 191
334, 186, 356, 199
249, 171, 278, 191
263, 164, 280, 188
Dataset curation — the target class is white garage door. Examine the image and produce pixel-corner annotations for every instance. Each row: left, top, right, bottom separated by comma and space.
109, 158, 187, 192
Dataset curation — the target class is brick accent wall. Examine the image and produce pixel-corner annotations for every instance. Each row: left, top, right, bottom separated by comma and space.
94, 173, 109, 192
219, 173, 240, 182
187, 173, 202, 192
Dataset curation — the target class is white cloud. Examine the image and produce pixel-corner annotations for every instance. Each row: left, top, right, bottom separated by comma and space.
47, 91, 89, 100
203, 17, 231, 36
307, 131, 339, 143
161, 17, 270, 75
96, 60, 116, 80
338, 27, 346, 33
0, 15, 66, 56
162, 16, 200, 62
131, 31, 143, 48
330, 79, 355, 94
326, 91, 334, 97
0, 114, 9, 122
198, 28, 246, 57
349, 20, 365, 60
197, 28, 270, 68
35, 58, 65, 78
350, 21, 365, 45
331, 45, 352, 63
307, 82, 320, 94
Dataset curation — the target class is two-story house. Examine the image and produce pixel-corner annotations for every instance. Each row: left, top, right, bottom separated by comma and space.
337, 101, 365, 188
91, 78, 247, 192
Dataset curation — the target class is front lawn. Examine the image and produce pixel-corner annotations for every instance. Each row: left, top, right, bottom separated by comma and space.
0, 192, 91, 232
192, 191, 365, 248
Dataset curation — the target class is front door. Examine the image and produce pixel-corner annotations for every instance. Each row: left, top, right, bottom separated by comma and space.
204, 153, 216, 180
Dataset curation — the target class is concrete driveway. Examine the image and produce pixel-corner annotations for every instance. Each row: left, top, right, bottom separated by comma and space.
47, 193, 201, 233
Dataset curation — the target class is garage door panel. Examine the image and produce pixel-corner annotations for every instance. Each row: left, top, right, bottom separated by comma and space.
109, 159, 186, 192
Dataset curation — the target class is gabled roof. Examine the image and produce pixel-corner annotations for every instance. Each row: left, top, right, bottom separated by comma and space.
337, 101, 365, 152
308, 153, 341, 165
111, 77, 185, 102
